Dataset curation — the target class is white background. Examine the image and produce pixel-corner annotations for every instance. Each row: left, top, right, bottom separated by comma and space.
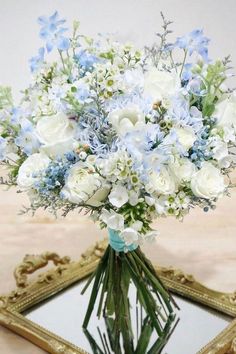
0, 0, 236, 100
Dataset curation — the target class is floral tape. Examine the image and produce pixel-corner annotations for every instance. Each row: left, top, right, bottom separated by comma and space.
108, 229, 138, 253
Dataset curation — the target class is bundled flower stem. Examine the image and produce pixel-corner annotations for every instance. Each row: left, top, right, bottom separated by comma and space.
82, 243, 178, 353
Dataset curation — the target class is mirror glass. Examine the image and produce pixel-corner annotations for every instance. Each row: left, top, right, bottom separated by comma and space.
24, 279, 231, 354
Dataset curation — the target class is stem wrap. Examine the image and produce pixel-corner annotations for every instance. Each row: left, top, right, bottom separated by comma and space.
108, 228, 138, 252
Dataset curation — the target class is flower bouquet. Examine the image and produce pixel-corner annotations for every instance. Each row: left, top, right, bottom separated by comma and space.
1, 11, 236, 352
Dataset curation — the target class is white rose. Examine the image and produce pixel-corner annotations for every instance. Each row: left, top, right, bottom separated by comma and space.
175, 127, 196, 150
120, 227, 139, 246
61, 162, 110, 206
108, 106, 145, 136
144, 67, 180, 104
214, 92, 236, 132
108, 185, 129, 208
191, 162, 227, 199
100, 209, 124, 231
17, 153, 50, 189
146, 166, 176, 195
36, 112, 76, 157
169, 158, 196, 183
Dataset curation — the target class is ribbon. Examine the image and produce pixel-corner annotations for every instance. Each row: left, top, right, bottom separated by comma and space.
108, 228, 138, 253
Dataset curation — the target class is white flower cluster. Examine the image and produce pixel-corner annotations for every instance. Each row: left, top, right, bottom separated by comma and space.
0, 13, 235, 248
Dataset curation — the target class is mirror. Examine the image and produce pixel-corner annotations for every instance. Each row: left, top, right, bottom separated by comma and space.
24, 279, 231, 354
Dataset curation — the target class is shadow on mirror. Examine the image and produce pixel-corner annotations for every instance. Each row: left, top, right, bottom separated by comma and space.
24, 279, 231, 354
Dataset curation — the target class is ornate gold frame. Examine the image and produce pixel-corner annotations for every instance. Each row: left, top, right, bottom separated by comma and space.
0, 240, 236, 354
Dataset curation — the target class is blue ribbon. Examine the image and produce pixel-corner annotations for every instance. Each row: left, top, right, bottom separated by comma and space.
108, 228, 138, 253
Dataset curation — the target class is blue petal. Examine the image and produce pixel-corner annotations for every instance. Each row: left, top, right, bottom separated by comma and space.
56, 36, 70, 51
46, 41, 54, 52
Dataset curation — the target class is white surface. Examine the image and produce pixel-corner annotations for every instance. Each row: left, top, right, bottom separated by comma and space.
25, 280, 230, 354
0, 0, 236, 101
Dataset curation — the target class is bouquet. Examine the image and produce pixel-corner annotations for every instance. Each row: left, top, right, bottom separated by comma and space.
1, 11, 236, 352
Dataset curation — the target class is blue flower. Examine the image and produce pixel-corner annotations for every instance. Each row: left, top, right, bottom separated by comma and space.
75, 50, 98, 70
15, 119, 40, 155
168, 95, 203, 132
38, 11, 70, 52
175, 29, 210, 61
182, 63, 193, 82
29, 47, 45, 73
74, 82, 91, 103
35, 158, 72, 195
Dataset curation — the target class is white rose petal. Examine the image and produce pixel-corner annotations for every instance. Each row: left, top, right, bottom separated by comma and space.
175, 127, 196, 151
108, 106, 145, 136
146, 167, 176, 195
169, 158, 196, 183
214, 92, 236, 132
17, 153, 50, 190
144, 67, 180, 105
108, 185, 129, 208
191, 162, 227, 199
62, 161, 110, 206
36, 112, 76, 157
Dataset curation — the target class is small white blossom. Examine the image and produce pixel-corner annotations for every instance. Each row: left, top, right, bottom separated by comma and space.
108, 185, 129, 208
100, 209, 124, 231
120, 227, 139, 246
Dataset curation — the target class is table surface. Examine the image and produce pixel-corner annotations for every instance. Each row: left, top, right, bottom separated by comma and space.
0, 172, 236, 354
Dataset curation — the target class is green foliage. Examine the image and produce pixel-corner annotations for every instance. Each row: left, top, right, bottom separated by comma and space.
201, 60, 227, 117
0, 86, 13, 109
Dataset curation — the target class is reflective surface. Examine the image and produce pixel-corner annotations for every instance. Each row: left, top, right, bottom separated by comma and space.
24, 280, 231, 354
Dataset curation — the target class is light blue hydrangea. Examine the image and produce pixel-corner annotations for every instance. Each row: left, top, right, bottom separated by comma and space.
38, 11, 70, 52
168, 95, 203, 132
15, 119, 40, 155
74, 82, 91, 103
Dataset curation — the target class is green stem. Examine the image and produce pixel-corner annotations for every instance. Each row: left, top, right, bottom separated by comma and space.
58, 50, 66, 71
82, 244, 178, 353
179, 49, 188, 79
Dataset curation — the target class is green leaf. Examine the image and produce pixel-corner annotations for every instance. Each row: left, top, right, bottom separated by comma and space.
0, 86, 13, 109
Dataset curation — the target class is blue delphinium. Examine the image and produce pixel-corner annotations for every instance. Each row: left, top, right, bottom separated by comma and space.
29, 47, 45, 73
15, 119, 40, 155
175, 29, 210, 61
181, 63, 193, 82
38, 11, 70, 52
